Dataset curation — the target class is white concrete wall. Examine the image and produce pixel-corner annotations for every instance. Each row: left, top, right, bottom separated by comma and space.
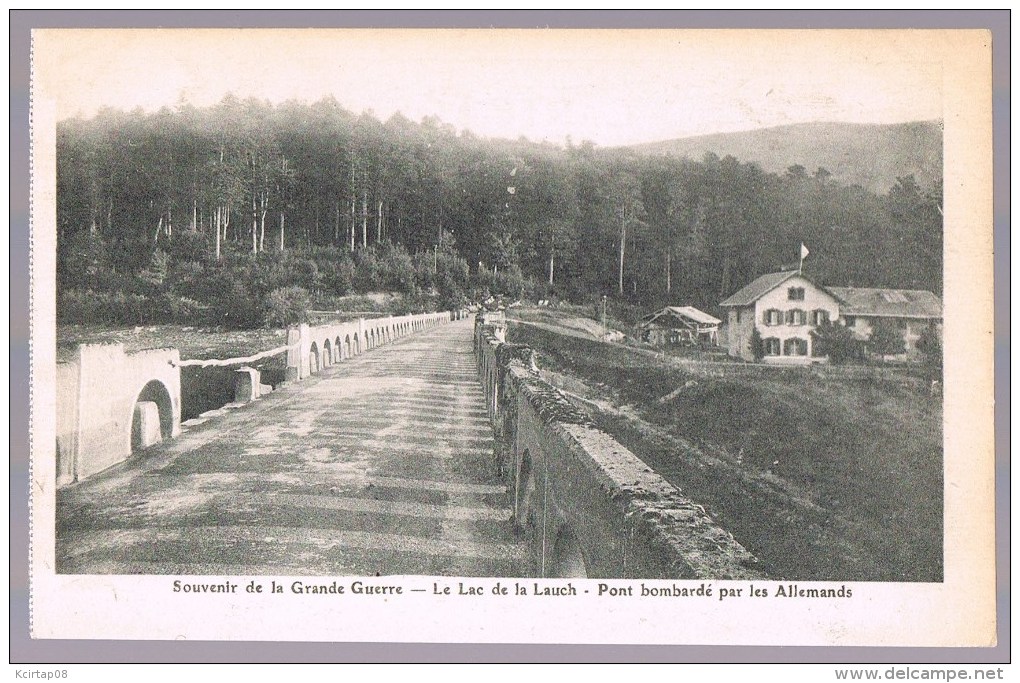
55, 362, 79, 487
57, 344, 181, 485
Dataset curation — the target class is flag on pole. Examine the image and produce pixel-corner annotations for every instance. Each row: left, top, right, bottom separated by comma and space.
800, 243, 810, 259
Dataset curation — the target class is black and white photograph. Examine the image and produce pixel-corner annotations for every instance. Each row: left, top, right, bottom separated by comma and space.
28, 25, 995, 646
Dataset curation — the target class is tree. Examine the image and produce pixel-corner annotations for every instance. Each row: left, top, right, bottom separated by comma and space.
749, 328, 765, 362
868, 319, 906, 361
810, 321, 863, 365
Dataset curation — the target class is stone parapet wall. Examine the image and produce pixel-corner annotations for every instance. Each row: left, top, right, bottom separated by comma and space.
475, 317, 763, 580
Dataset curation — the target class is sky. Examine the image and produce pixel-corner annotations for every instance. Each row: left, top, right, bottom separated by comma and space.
33, 29, 944, 147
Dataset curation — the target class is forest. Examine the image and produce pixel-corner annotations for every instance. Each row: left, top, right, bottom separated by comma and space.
56, 95, 943, 329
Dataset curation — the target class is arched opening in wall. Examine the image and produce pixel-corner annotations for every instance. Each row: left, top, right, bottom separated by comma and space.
549, 526, 589, 579
353, 334, 360, 354
514, 450, 534, 529
369, 329, 375, 349
323, 339, 332, 366
309, 342, 320, 374
345, 335, 352, 358
335, 336, 343, 360
130, 379, 174, 453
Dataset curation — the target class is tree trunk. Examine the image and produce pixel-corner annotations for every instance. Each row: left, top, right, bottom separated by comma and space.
349, 198, 355, 251
191, 196, 198, 232
89, 180, 98, 236
376, 200, 383, 243
214, 206, 222, 261
665, 247, 672, 295
279, 211, 285, 251
251, 194, 258, 254
548, 246, 555, 285
223, 202, 231, 244
720, 256, 732, 298
618, 204, 627, 296
334, 200, 340, 244
259, 209, 267, 253
361, 189, 368, 249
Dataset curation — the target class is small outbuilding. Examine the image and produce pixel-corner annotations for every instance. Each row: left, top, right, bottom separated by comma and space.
638, 306, 722, 348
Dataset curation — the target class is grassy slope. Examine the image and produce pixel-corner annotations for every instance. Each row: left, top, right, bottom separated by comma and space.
508, 318, 942, 582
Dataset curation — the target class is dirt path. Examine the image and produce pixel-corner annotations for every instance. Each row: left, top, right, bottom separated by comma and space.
56, 319, 528, 577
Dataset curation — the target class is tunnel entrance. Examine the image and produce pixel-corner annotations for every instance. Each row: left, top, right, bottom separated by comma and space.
131, 380, 174, 452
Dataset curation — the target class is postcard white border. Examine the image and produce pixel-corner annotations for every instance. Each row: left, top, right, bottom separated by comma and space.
28, 28, 996, 647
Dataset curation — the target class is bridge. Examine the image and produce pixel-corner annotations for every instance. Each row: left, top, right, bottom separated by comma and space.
55, 312, 760, 579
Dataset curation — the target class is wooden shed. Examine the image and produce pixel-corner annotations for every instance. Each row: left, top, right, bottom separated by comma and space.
637, 306, 722, 347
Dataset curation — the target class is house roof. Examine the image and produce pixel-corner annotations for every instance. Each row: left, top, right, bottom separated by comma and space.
828, 287, 942, 319
640, 306, 721, 328
719, 270, 839, 307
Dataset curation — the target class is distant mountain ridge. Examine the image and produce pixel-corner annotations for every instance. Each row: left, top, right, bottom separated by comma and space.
628, 121, 942, 194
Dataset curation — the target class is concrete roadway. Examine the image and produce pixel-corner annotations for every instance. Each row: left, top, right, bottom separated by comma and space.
56, 318, 529, 577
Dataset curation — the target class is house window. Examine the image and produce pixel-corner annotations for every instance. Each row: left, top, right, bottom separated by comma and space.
786, 309, 806, 326
898, 318, 908, 329
763, 309, 782, 326
764, 338, 781, 356
844, 315, 856, 326
783, 338, 808, 356
788, 287, 805, 301
812, 309, 830, 325
736, 309, 741, 323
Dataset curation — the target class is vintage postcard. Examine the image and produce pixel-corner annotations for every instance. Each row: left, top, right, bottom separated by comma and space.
29, 28, 995, 646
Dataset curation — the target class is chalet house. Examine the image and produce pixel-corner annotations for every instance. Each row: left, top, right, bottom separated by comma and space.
719, 270, 942, 363
638, 306, 721, 347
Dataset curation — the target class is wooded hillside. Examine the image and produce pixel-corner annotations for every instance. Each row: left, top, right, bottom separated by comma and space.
56, 96, 943, 328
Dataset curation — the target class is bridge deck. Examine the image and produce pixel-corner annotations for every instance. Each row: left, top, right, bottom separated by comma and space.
56, 319, 529, 577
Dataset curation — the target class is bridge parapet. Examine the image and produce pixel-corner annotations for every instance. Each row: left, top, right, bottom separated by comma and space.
57, 311, 457, 487
286, 311, 453, 380
475, 317, 763, 580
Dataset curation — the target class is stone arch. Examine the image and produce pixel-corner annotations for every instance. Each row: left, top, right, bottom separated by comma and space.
548, 525, 588, 579
129, 379, 174, 453
514, 449, 536, 530
353, 333, 360, 355
323, 339, 333, 366
335, 336, 343, 360
345, 334, 352, 358
309, 341, 320, 374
